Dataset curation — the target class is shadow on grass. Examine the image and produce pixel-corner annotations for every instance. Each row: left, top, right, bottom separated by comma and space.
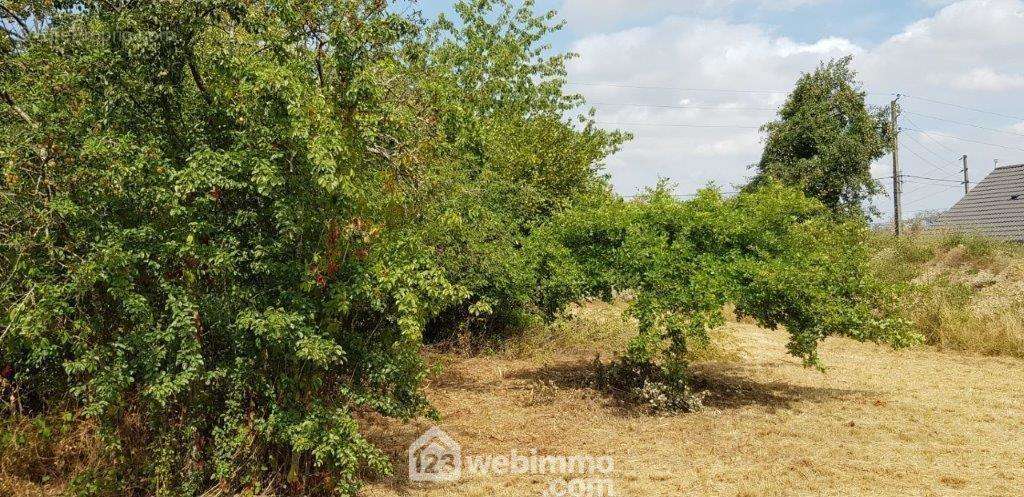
690, 364, 874, 410
509, 359, 875, 413
361, 357, 878, 492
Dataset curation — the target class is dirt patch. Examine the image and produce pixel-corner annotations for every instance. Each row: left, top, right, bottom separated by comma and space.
361, 323, 1024, 497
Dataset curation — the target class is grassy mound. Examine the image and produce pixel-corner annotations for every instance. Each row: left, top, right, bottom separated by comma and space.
870, 231, 1024, 357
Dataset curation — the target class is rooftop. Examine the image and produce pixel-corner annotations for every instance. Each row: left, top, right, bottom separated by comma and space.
938, 164, 1024, 241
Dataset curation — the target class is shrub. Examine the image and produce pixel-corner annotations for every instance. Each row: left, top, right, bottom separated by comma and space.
529, 183, 917, 390
595, 356, 708, 413
0, 1, 622, 494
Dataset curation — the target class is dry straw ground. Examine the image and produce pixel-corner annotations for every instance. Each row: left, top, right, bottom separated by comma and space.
362, 303, 1024, 497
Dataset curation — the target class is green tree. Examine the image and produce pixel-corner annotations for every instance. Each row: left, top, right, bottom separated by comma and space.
0, 0, 622, 494
407, 0, 628, 339
528, 184, 916, 380
749, 56, 889, 216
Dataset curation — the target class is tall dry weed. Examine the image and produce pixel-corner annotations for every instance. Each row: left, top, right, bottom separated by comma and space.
871, 231, 1024, 357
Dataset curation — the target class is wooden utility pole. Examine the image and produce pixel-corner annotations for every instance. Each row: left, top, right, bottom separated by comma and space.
891, 96, 902, 237
961, 155, 969, 195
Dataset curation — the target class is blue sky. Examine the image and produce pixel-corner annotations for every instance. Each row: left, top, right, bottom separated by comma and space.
413, 0, 941, 46
407, 1, 1024, 219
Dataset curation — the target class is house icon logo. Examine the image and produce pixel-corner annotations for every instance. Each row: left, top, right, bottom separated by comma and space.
408, 426, 462, 483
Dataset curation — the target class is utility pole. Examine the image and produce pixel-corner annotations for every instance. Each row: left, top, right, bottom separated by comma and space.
961, 155, 969, 195
891, 96, 902, 237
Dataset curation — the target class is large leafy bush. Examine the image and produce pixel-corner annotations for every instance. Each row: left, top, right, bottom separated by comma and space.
528, 183, 917, 375
0, 0, 621, 494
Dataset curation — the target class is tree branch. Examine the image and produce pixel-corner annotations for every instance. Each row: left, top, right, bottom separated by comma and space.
186, 56, 213, 105
315, 51, 325, 87
1, 91, 36, 128
0, 5, 30, 36
1, 23, 23, 42
310, 31, 326, 87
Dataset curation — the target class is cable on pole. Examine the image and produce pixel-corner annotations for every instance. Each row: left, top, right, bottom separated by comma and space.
595, 121, 761, 129
568, 82, 790, 94
902, 94, 1024, 122
901, 127, 1024, 153
589, 102, 779, 112
904, 110, 1024, 138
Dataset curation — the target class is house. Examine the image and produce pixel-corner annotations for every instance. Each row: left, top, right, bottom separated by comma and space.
937, 163, 1024, 242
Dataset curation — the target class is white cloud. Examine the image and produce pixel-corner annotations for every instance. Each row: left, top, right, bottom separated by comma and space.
566, 0, 1024, 215
568, 17, 861, 193
862, 0, 1024, 89
559, 0, 830, 32
951, 68, 1024, 91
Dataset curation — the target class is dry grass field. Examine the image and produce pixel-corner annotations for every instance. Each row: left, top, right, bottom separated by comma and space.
361, 307, 1024, 497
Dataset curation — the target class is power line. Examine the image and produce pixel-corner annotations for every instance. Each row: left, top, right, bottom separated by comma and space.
595, 121, 761, 129
902, 132, 961, 170
902, 180, 944, 187
881, 180, 940, 207
902, 174, 965, 184
903, 184, 961, 209
898, 182, 933, 200
568, 82, 789, 94
901, 183, 946, 204
570, 81, 897, 97
622, 191, 740, 199
902, 116, 960, 155
875, 177, 955, 191
901, 140, 959, 177
901, 127, 1024, 153
590, 102, 779, 112
899, 177, 952, 202
904, 110, 1024, 138
902, 94, 1024, 122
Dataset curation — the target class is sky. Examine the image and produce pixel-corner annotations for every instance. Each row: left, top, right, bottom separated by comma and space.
409, 0, 1024, 219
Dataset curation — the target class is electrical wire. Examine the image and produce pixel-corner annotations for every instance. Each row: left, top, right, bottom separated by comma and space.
902, 144, 953, 176
595, 121, 761, 129
904, 110, 1024, 138
901, 127, 1024, 153
590, 102, 779, 112
568, 82, 790, 94
903, 94, 1024, 122
902, 132, 962, 172
902, 116, 961, 155
622, 191, 740, 199
901, 141, 960, 177
903, 184, 962, 209
901, 174, 965, 184
570, 81, 898, 98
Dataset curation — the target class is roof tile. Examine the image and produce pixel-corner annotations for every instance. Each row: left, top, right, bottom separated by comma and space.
937, 164, 1024, 241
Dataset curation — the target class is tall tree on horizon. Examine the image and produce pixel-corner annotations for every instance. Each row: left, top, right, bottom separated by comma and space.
748, 56, 889, 217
